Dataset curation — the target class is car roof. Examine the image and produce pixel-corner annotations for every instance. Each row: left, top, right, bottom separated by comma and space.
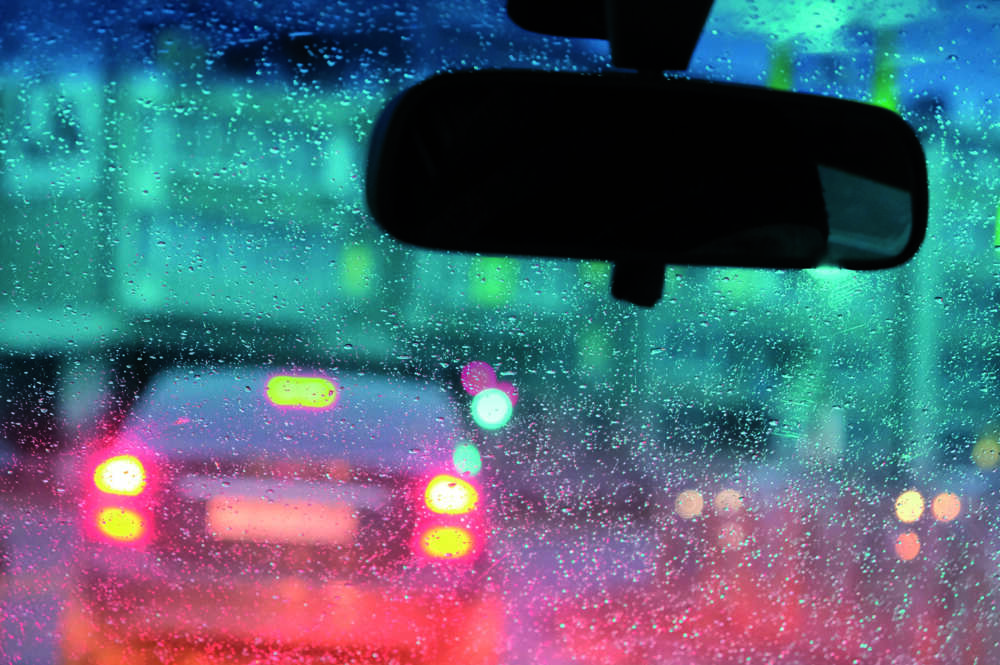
121, 368, 465, 470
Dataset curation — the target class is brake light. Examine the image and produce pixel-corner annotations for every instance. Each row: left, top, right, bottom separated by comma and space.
419, 526, 474, 559
266, 375, 339, 409
96, 507, 145, 542
93, 455, 147, 496
425, 474, 479, 514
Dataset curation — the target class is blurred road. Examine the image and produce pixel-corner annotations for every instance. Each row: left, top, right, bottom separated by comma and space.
0, 467, 656, 665
1, 481, 74, 665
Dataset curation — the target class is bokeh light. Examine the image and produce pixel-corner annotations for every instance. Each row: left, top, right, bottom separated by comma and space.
931, 492, 961, 522
675, 490, 704, 519
461, 361, 496, 395
93, 455, 147, 496
96, 507, 145, 542
471, 388, 513, 430
425, 474, 479, 514
419, 526, 474, 559
496, 380, 519, 406
452, 442, 482, 476
266, 375, 338, 409
894, 531, 920, 561
713, 489, 743, 514
972, 436, 1000, 470
341, 243, 377, 296
895, 490, 924, 523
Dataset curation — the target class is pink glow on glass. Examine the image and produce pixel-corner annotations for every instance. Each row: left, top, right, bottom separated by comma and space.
495, 381, 519, 406
460, 361, 496, 395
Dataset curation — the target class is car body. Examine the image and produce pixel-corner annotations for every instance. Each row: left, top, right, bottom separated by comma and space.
59, 367, 501, 665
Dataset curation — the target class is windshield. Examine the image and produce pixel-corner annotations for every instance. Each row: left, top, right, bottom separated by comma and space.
1, 2, 997, 664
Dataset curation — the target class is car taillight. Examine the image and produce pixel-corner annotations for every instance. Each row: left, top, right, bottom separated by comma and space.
419, 526, 475, 559
95, 507, 146, 542
425, 474, 479, 514
414, 473, 483, 562
86, 449, 156, 546
93, 454, 147, 496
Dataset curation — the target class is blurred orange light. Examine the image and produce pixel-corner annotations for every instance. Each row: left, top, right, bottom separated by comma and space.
895, 531, 920, 561
419, 526, 474, 559
895, 490, 924, 523
675, 490, 704, 519
713, 489, 743, 514
931, 492, 961, 522
266, 375, 338, 409
93, 455, 146, 496
96, 507, 145, 542
425, 474, 479, 514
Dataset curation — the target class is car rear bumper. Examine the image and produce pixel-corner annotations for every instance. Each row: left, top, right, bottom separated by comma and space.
60, 578, 504, 665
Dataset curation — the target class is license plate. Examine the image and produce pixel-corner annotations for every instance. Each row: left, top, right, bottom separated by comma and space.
206, 495, 357, 544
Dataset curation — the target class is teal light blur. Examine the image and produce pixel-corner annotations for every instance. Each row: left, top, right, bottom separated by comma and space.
453, 442, 483, 476
470, 388, 513, 430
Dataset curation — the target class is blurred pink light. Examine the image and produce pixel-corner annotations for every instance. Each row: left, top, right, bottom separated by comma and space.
461, 361, 496, 395
496, 381, 519, 406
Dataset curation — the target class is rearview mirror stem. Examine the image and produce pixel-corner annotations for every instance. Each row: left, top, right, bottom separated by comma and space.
611, 261, 666, 307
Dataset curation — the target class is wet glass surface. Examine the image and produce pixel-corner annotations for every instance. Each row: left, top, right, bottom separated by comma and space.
3, 1, 1000, 663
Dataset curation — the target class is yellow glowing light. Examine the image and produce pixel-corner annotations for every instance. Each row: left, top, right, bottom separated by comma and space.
96, 507, 145, 542
713, 489, 743, 514
420, 526, 474, 559
93, 455, 147, 496
425, 474, 479, 515
895, 531, 920, 561
895, 490, 925, 523
972, 436, 1000, 470
931, 492, 961, 522
266, 375, 338, 409
675, 490, 704, 519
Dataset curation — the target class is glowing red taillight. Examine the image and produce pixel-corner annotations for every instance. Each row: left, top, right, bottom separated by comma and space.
414, 473, 483, 561
425, 474, 479, 514
93, 454, 147, 496
95, 507, 146, 542
418, 526, 475, 559
86, 449, 155, 546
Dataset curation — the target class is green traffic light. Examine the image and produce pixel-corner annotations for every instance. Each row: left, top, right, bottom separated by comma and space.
453, 442, 483, 476
470, 388, 513, 430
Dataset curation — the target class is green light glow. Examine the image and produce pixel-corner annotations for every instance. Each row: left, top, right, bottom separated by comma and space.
767, 42, 794, 91
469, 256, 518, 305
470, 388, 513, 430
453, 442, 482, 476
871, 32, 897, 112
579, 261, 611, 287
994, 205, 1000, 248
341, 244, 376, 296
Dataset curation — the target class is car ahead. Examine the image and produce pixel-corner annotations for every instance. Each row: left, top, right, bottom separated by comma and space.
60, 366, 502, 665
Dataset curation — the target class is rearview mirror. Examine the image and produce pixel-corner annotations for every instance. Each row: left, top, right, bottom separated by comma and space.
366, 71, 928, 305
